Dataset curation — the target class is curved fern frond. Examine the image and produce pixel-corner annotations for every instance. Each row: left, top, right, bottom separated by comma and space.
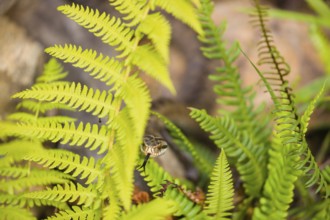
190, 108, 265, 197
118, 75, 151, 139
7, 112, 76, 124
0, 206, 36, 220
102, 175, 121, 220
23, 182, 98, 208
58, 3, 134, 57
0, 140, 44, 167
36, 58, 68, 83
0, 193, 69, 210
130, 45, 175, 94
204, 150, 234, 219
152, 111, 213, 174
154, 0, 202, 34
46, 206, 96, 220
16, 100, 75, 114
24, 150, 103, 185
136, 13, 171, 62
12, 82, 114, 119
3, 121, 109, 154
108, 0, 147, 27
45, 44, 125, 88
121, 198, 177, 220
0, 169, 73, 193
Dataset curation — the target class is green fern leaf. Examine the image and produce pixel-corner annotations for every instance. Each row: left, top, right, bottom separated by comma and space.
204, 150, 234, 219
58, 3, 134, 57
109, 0, 147, 26
118, 75, 151, 139
8, 112, 76, 124
24, 150, 103, 185
0, 206, 36, 220
155, 0, 202, 34
0, 140, 44, 166
46, 206, 96, 220
16, 100, 75, 114
0, 193, 69, 210
121, 198, 177, 220
136, 13, 171, 62
102, 175, 121, 220
0, 169, 73, 193
23, 182, 98, 208
190, 108, 265, 197
12, 82, 114, 119
45, 44, 125, 88
130, 45, 175, 94
36, 58, 68, 83
4, 121, 108, 154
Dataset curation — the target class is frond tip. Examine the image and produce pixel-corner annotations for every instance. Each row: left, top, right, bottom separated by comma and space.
204, 149, 234, 219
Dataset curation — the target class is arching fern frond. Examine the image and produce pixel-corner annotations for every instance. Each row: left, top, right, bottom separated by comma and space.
204, 149, 234, 219
16, 100, 75, 114
7, 112, 76, 124
0, 169, 73, 193
190, 108, 265, 197
108, 0, 147, 27
0, 193, 68, 210
36, 58, 68, 83
58, 3, 134, 57
45, 44, 125, 88
24, 150, 103, 185
3, 121, 109, 154
12, 82, 114, 119
130, 45, 175, 94
23, 182, 98, 208
136, 13, 171, 62
121, 198, 177, 220
0, 206, 36, 220
46, 206, 97, 220
154, 0, 202, 34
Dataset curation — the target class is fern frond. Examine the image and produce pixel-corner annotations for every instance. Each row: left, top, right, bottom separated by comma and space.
46, 206, 96, 220
297, 84, 329, 196
138, 160, 207, 219
58, 3, 134, 57
198, 0, 270, 159
204, 150, 234, 219
0, 169, 73, 193
8, 112, 76, 124
0, 193, 69, 210
102, 175, 121, 220
45, 44, 125, 88
3, 121, 108, 154
190, 108, 265, 197
154, 0, 202, 34
23, 182, 98, 208
130, 45, 175, 94
106, 107, 142, 210
0, 140, 44, 166
118, 75, 151, 139
13, 82, 114, 119
136, 13, 171, 62
36, 58, 68, 83
0, 206, 36, 220
108, 0, 147, 26
121, 198, 177, 220
152, 111, 213, 174
24, 150, 103, 185
16, 100, 75, 114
